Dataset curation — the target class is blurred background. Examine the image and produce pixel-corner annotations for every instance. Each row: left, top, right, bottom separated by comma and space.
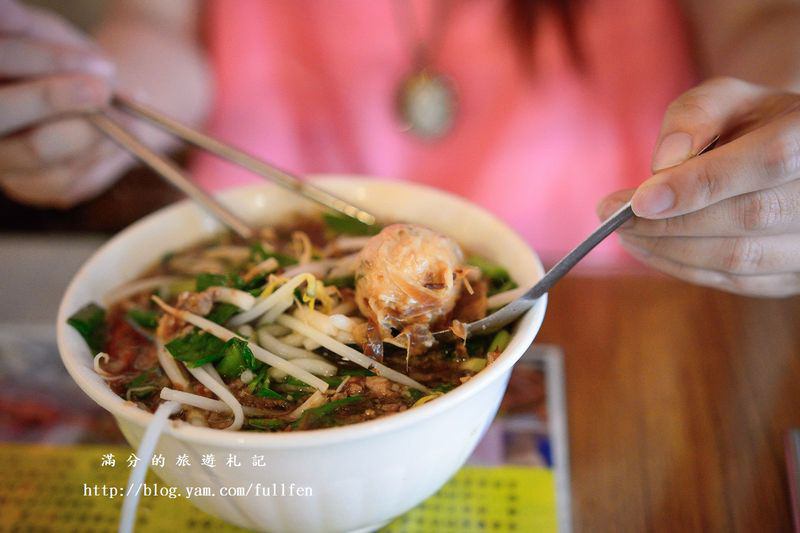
2, 1, 800, 531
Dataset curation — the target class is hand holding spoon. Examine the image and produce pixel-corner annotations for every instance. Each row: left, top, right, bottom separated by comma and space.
434, 135, 719, 343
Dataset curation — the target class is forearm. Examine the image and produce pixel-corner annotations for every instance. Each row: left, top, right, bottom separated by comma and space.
708, 6, 800, 92
684, 1, 800, 92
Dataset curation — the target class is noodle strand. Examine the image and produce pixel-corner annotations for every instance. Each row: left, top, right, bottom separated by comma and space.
276, 314, 430, 393
119, 400, 181, 533
185, 364, 244, 431
152, 296, 329, 391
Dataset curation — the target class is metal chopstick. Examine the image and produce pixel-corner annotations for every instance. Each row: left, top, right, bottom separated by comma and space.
88, 111, 256, 239
113, 94, 376, 225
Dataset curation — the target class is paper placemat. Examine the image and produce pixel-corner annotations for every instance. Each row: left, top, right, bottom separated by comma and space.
0, 443, 556, 532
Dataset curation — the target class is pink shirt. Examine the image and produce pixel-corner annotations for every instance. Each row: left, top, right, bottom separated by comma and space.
193, 0, 696, 266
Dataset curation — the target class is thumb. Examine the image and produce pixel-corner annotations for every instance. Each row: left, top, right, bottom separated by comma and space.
650, 77, 766, 173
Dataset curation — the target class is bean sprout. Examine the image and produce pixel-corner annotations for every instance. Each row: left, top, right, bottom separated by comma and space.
486, 286, 527, 309
229, 273, 314, 326
276, 314, 430, 392
152, 296, 329, 392
159, 388, 274, 417
119, 400, 181, 533
257, 329, 327, 361
267, 358, 337, 381
285, 391, 327, 421
243, 257, 279, 282
92, 352, 125, 380
203, 245, 251, 262
184, 364, 244, 431
206, 286, 256, 310
156, 340, 190, 390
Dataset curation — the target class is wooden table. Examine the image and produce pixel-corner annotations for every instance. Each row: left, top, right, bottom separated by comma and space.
537, 274, 800, 532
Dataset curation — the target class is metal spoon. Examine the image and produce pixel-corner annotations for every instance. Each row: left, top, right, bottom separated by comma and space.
434, 135, 719, 343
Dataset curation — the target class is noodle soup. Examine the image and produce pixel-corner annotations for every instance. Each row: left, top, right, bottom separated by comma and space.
67, 213, 520, 433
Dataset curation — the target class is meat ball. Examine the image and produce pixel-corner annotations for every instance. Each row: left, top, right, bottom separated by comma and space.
355, 223, 465, 335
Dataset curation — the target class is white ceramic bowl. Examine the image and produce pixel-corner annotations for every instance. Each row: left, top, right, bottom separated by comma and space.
57, 177, 547, 533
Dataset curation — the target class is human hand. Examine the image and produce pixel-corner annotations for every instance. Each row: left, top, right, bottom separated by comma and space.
0, 0, 132, 207
598, 77, 800, 297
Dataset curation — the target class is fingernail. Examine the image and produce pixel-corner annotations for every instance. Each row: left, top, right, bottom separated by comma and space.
631, 182, 675, 217
61, 53, 115, 78
652, 132, 693, 171
32, 119, 96, 161
84, 56, 116, 78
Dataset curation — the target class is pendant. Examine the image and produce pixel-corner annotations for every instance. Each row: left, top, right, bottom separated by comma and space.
396, 69, 457, 140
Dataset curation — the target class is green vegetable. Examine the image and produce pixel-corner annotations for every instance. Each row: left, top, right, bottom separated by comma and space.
247, 418, 285, 431
466, 255, 508, 280
250, 243, 298, 267
206, 303, 240, 325
465, 334, 491, 357
237, 340, 259, 370
322, 212, 381, 236
211, 354, 245, 379
165, 330, 227, 367
488, 329, 511, 354
126, 368, 166, 399
308, 395, 363, 417
243, 366, 282, 398
339, 368, 375, 377
216, 338, 260, 378
215, 340, 246, 378
126, 308, 159, 330
466, 255, 519, 296
292, 395, 364, 429
255, 387, 284, 400
168, 278, 195, 295
196, 271, 263, 294
454, 329, 509, 360
247, 367, 268, 393
128, 369, 158, 388
460, 357, 487, 373
195, 272, 228, 292
323, 275, 356, 289
432, 383, 456, 394
408, 388, 426, 403
322, 376, 344, 388
276, 376, 314, 393
493, 279, 518, 295
192, 353, 223, 367
284, 376, 311, 387
67, 303, 106, 354
237, 274, 266, 293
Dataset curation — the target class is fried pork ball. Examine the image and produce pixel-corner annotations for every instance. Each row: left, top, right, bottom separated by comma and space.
355, 224, 465, 336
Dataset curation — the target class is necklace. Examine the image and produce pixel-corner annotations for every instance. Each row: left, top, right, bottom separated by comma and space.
393, 0, 457, 140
